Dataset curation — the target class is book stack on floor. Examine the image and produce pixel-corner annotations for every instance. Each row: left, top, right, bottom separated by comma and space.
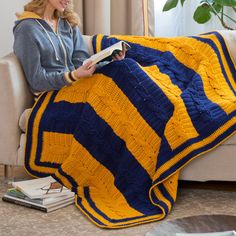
2, 176, 75, 212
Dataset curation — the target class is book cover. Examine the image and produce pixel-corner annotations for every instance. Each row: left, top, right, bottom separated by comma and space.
6, 188, 74, 206
2, 194, 74, 213
12, 176, 73, 199
83, 40, 131, 67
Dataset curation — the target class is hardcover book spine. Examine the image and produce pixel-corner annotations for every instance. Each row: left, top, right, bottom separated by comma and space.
2, 196, 47, 212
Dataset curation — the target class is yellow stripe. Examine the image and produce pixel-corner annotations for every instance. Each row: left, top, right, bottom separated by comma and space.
64, 72, 72, 84
40, 132, 74, 164
149, 173, 179, 213
143, 65, 199, 150
199, 33, 236, 91
54, 75, 96, 103
74, 191, 112, 227
87, 75, 161, 177
18, 11, 42, 20
152, 187, 171, 212
75, 190, 165, 228
95, 34, 104, 53
142, 0, 149, 36
57, 140, 143, 220
153, 117, 236, 182
53, 136, 167, 227
162, 172, 179, 202
109, 35, 236, 115
27, 92, 59, 174
71, 70, 79, 81
76, 195, 166, 228
55, 74, 161, 177
54, 168, 73, 191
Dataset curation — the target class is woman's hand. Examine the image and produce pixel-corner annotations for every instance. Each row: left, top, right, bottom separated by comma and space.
112, 48, 127, 61
74, 60, 96, 78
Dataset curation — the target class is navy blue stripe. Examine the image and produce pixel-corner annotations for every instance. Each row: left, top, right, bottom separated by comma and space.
100, 58, 174, 138
76, 195, 165, 228
76, 195, 106, 227
150, 182, 175, 210
159, 183, 175, 206
202, 31, 236, 82
54, 168, 163, 226
150, 188, 169, 216
156, 110, 236, 171
35, 97, 85, 168
54, 168, 79, 193
100, 35, 198, 92
54, 169, 105, 226
99, 36, 228, 136
55, 160, 166, 225
92, 35, 97, 53
190, 35, 236, 95
73, 103, 163, 215
24, 83, 170, 221
25, 90, 86, 172
154, 116, 236, 185
212, 31, 236, 84
83, 187, 164, 224
24, 92, 53, 177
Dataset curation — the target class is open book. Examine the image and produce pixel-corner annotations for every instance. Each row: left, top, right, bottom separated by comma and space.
2, 176, 75, 212
12, 176, 73, 199
83, 40, 131, 67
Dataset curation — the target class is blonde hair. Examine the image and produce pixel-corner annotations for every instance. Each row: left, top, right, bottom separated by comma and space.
24, 0, 80, 27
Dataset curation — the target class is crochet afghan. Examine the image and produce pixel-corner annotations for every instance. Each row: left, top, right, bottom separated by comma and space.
25, 32, 236, 228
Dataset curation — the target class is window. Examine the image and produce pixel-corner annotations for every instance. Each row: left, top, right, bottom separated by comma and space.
154, 0, 226, 37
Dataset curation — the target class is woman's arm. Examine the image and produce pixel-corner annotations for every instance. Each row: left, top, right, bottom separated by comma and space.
14, 32, 70, 93
71, 26, 91, 68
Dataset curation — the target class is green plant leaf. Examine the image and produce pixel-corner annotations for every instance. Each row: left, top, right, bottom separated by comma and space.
163, 0, 179, 11
214, 0, 236, 6
200, 0, 214, 4
180, 0, 186, 6
193, 5, 212, 23
212, 3, 223, 13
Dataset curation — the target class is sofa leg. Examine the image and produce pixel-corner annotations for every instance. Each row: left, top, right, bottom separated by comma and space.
3, 165, 8, 179
3, 165, 15, 184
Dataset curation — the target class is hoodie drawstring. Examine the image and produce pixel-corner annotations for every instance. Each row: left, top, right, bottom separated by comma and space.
35, 19, 60, 61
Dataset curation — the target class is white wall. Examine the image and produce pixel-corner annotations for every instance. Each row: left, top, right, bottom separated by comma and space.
0, 1, 28, 57
154, 0, 225, 37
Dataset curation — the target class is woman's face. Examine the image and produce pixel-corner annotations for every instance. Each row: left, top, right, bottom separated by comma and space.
47, 0, 71, 12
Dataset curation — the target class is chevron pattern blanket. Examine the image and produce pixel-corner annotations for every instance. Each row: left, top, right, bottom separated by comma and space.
25, 32, 236, 228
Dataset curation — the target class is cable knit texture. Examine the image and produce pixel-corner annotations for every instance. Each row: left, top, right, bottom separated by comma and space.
25, 32, 236, 228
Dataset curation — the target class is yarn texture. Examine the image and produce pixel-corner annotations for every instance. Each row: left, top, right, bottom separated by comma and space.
25, 32, 236, 228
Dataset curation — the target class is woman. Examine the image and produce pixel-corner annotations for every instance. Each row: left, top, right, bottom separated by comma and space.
13, 0, 125, 93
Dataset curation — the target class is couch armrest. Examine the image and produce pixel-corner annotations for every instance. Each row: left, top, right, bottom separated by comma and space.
0, 53, 34, 165
218, 30, 236, 63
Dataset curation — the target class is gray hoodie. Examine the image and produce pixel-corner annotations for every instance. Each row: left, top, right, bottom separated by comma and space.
13, 11, 90, 93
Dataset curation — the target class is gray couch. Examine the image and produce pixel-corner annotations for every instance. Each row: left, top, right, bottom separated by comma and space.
0, 33, 235, 181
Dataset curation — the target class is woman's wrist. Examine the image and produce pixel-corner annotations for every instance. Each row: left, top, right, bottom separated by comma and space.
64, 70, 79, 84
71, 70, 79, 81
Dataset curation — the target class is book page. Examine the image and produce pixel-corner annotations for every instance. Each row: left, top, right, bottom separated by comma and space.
83, 41, 131, 67
12, 176, 73, 199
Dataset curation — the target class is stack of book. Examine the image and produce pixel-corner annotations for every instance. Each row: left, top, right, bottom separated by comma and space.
2, 176, 75, 212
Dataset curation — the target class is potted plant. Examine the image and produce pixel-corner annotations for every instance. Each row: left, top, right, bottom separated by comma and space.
162, 0, 236, 30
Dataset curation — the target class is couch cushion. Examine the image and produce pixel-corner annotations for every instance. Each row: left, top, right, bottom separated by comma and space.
19, 108, 31, 133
